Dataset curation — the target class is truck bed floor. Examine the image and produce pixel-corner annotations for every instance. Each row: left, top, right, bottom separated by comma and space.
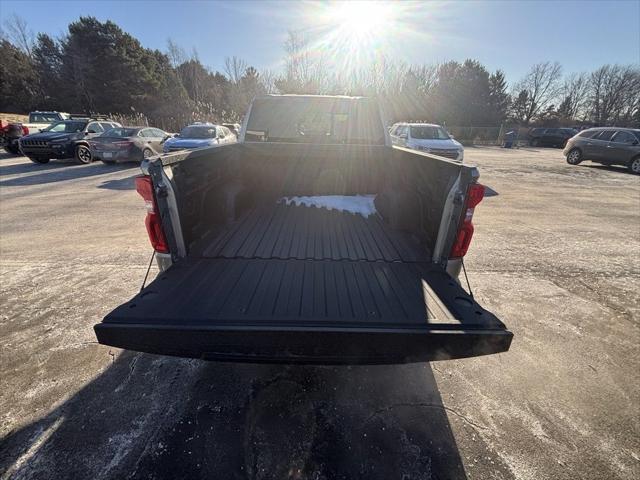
198, 203, 430, 262
152, 203, 499, 328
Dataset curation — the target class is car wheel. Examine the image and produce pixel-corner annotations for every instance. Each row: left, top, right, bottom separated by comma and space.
566, 148, 582, 165
629, 156, 640, 174
531, 139, 539, 147
142, 148, 154, 161
28, 156, 49, 164
75, 145, 93, 164
6, 143, 21, 155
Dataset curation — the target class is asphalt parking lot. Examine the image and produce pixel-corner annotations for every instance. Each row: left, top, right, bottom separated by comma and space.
0, 147, 638, 480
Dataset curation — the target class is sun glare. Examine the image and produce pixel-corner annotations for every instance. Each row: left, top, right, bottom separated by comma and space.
299, 0, 419, 81
328, 1, 395, 39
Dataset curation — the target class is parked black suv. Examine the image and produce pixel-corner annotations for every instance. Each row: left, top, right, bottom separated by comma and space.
19, 116, 120, 164
528, 127, 577, 148
564, 127, 640, 174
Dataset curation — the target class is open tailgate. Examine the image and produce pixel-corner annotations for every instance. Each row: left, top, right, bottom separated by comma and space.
95, 258, 511, 364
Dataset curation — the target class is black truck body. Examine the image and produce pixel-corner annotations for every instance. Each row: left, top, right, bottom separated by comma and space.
95, 95, 512, 364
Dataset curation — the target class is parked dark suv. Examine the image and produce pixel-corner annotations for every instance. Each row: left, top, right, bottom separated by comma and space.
19, 116, 120, 164
564, 128, 640, 174
528, 127, 578, 148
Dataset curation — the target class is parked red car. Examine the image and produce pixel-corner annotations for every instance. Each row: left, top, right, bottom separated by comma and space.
0, 119, 29, 155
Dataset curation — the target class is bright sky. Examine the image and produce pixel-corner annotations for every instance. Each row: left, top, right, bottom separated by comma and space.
2, 0, 639, 83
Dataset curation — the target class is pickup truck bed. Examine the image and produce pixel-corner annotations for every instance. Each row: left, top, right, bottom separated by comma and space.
98, 203, 510, 363
95, 95, 512, 363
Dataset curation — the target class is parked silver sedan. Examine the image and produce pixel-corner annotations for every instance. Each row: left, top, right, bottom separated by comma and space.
90, 126, 170, 163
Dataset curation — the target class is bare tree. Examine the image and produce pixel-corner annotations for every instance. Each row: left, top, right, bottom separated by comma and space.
166, 38, 185, 68
512, 61, 563, 124
275, 30, 330, 94
284, 31, 311, 84
3, 14, 34, 57
224, 56, 248, 85
557, 72, 589, 120
587, 65, 640, 125
259, 69, 277, 94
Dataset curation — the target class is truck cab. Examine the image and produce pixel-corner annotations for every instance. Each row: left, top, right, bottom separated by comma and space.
25, 111, 70, 134
95, 95, 512, 364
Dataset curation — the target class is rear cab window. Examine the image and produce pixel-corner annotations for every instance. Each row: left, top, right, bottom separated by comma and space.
244, 96, 385, 145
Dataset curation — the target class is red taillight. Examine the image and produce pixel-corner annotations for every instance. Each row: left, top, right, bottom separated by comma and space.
450, 183, 485, 258
135, 175, 169, 253
22, 125, 29, 135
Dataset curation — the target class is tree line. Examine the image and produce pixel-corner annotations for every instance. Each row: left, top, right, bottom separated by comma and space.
1, 16, 638, 131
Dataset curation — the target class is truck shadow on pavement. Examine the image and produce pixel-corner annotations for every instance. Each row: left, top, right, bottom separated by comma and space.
0, 161, 138, 187
0, 352, 468, 480
0, 160, 72, 176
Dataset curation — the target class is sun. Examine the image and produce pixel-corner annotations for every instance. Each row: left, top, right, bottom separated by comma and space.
298, 0, 410, 81
327, 1, 396, 40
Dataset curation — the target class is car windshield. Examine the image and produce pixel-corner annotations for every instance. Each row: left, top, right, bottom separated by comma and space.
43, 121, 87, 133
101, 128, 138, 138
180, 126, 216, 139
410, 126, 450, 140
29, 113, 60, 123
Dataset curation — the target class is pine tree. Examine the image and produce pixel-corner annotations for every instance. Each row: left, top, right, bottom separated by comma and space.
488, 70, 509, 124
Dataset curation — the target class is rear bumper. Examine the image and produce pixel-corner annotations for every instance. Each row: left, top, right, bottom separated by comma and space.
94, 323, 512, 365
93, 149, 139, 162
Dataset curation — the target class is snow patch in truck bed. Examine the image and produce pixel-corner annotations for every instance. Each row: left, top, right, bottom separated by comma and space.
280, 195, 377, 218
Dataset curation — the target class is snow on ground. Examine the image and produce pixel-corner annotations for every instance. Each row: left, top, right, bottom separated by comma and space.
280, 195, 377, 217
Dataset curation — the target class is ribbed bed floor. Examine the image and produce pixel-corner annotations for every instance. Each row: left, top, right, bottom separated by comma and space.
201, 203, 430, 262
107, 203, 503, 331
